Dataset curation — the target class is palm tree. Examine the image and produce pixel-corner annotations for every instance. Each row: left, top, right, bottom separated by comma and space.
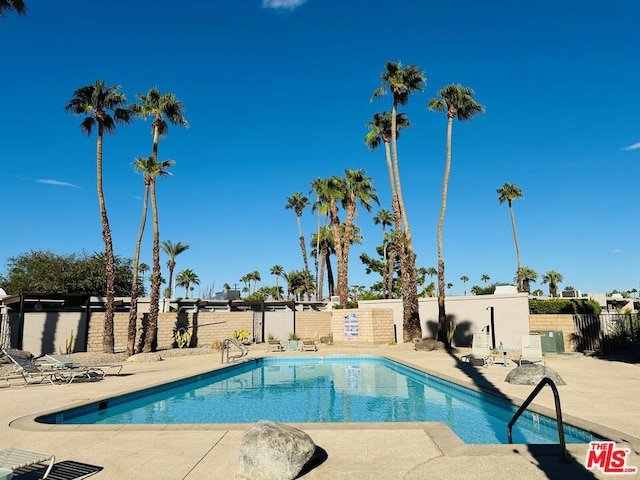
285, 192, 312, 300
250, 270, 261, 294
497, 182, 525, 291
65, 80, 131, 354
0, 0, 26, 16
481, 274, 491, 284
310, 224, 336, 300
327, 169, 378, 306
373, 209, 394, 298
371, 61, 426, 341
460, 275, 469, 296
429, 84, 484, 344
175, 269, 200, 298
138, 262, 150, 292
131, 87, 188, 352
270, 265, 284, 299
518, 266, 538, 294
160, 240, 190, 299
532, 288, 544, 297
542, 270, 564, 297
126, 156, 174, 357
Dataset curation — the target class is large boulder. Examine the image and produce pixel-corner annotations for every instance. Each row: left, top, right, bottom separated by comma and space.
237, 420, 317, 480
505, 364, 566, 386
414, 339, 446, 351
127, 352, 163, 362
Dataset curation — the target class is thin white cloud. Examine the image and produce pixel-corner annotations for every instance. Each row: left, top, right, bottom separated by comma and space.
620, 142, 640, 151
37, 178, 79, 188
261, 0, 307, 11
613, 248, 622, 253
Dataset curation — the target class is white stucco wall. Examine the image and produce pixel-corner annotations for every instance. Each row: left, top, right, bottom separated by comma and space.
360, 292, 530, 350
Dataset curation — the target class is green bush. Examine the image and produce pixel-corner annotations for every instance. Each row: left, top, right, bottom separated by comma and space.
529, 298, 601, 315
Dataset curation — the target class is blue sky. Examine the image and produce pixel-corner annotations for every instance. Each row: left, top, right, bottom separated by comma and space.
1, 0, 638, 297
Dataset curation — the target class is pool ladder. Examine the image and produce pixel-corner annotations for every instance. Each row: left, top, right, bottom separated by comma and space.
221, 338, 249, 363
507, 377, 568, 461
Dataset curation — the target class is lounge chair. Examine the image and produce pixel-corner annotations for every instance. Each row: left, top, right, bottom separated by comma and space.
266, 340, 284, 352
0, 447, 55, 479
460, 333, 494, 367
519, 333, 545, 365
2, 348, 65, 385
301, 339, 318, 351
44, 353, 122, 378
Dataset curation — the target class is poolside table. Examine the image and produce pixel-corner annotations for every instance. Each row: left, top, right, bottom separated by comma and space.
496, 348, 514, 367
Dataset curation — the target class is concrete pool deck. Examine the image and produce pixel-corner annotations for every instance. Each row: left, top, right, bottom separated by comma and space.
1, 345, 639, 479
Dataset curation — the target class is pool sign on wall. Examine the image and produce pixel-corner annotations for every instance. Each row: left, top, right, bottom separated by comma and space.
344, 313, 359, 339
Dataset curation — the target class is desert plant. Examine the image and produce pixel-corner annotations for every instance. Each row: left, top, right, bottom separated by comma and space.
231, 329, 251, 344
174, 328, 192, 349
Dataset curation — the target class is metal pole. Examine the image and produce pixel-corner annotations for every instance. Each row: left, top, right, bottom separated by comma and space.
490, 306, 496, 350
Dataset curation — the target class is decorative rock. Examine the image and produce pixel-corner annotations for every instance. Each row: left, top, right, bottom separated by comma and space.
505, 364, 566, 386
237, 420, 316, 480
414, 339, 446, 351
126, 352, 163, 362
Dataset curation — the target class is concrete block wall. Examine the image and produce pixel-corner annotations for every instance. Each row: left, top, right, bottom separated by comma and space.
295, 311, 332, 340
330, 308, 394, 345
529, 314, 577, 352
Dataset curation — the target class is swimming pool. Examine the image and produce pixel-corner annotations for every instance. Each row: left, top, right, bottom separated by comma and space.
38, 356, 599, 445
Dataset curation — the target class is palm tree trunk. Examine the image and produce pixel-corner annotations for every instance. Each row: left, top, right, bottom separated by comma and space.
508, 201, 522, 292
387, 242, 396, 299
318, 243, 327, 300
96, 125, 115, 354
126, 181, 150, 357
296, 215, 312, 301
328, 201, 345, 305
326, 252, 335, 297
437, 115, 454, 343
145, 178, 160, 352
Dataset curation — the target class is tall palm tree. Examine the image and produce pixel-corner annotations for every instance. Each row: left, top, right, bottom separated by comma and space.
131, 87, 188, 352
175, 269, 200, 298
126, 156, 174, 357
250, 270, 261, 294
160, 240, 190, 299
0, 0, 26, 16
65, 80, 131, 354
270, 265, 284, 299
518, 266, 538, 294
371, 61, 425, 341
138, 262, 150, 292
310, 224, 335, 300
373, 209, 394, 298
460, 275, 469, 296
428, 84, 484, 344
285, 192, 312, 300
542, 270, 564, 297
497, 182, 525, 291
328, 169, 378, 306
481, 274, 491, 284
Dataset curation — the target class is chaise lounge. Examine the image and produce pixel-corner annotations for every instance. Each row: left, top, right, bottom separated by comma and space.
0, 447, 55, 479
44, 353, 122, 378
460, 333, 494, 367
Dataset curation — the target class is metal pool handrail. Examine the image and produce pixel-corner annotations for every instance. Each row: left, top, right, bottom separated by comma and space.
221, 338, 249, 363
507, 377, 568, 461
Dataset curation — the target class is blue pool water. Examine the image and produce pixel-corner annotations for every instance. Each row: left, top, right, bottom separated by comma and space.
39, 356, 599, 445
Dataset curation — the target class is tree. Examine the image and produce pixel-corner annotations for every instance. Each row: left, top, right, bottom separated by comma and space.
518, 266, 538, 294
270, 265, 284, 299
460, 275, 469, 296
131, 87, 188, 352
160, 240, 190, 299
371, 61, 426, 341
497, 182, 525, 292
2, 250, 136, 296
481, 274, 490, 284
326, 170, 378, 306
283, 269, 315, 301
373, 209, 394, 298
285, 192, 312, 300
126, 156, 174, 357
428, 84, 484, 345
175, 269, 200, 298
65, 80, 132, 354
0, 0, 26, 16
138, 262, 150, 293
542, 270, 564, 297
250, 270, 261, 294
309, 224, 336, 300
532, 288, 544, 296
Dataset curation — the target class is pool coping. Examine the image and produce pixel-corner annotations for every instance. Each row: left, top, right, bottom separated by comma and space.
9, 353, 639, 457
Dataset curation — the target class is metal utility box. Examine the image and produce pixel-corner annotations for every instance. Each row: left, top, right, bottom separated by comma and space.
532, 330, 565, 353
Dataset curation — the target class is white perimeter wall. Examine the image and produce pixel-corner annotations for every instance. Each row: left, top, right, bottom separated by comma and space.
360, 292, 530, 349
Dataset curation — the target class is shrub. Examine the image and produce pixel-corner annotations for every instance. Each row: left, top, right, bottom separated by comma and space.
529, 298, 602, 315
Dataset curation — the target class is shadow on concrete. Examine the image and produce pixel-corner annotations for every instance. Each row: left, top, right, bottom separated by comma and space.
298, 446, 328, 477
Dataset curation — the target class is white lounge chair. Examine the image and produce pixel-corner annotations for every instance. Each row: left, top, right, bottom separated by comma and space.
460, 333, 494, 367
519, 333, 545, 365
301, 339, 318, 351
0, 447, 55, 479
266, 340, 284, 352
2, 348, 64, 385
44, 353, 122, 378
